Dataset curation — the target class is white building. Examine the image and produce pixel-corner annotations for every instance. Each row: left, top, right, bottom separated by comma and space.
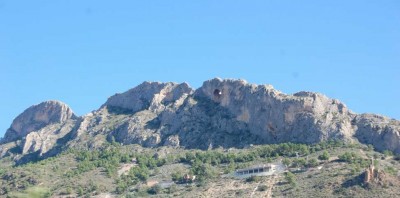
234, 164, 277, 179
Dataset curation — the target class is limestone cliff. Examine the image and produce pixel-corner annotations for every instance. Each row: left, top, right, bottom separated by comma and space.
0, 101, 77, 158
104, 82, 193, 114
193, 78, 355, 144
354, 114, 400, 153
2, 101, 76, 143
1, 78, 400, 161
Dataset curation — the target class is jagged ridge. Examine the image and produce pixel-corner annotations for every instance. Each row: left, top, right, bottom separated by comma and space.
1, 78, 399, 163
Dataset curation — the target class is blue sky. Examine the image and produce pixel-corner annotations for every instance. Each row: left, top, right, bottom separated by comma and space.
1, 1, 399, 136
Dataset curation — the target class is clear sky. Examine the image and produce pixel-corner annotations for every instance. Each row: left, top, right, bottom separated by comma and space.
1, 1, 399, 137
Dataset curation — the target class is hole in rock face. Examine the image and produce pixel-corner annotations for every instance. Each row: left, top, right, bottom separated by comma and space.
213, 89, 222, 97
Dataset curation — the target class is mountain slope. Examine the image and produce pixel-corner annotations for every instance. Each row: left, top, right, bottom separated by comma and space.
1, 78, 399, 162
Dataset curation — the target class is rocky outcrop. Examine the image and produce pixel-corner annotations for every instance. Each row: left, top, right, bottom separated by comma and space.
192, 78, 355, 144
163, 135, 180, 147
102, 82, 193, 147
110, 110, 161, 147
1, 78, 400, 160
363, 163, 388, 187
2, 101, 77, 143
21, 120, 77, 155
354, 114, 400, 153
0, 101, 77, 159
104, 82, 193, 114
104, 78, 399, 151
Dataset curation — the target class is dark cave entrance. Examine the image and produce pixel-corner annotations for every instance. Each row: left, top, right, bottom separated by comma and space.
213, 89, 222, 98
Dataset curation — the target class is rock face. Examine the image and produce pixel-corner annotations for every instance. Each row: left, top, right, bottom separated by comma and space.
1, 78, 400, 161
363, 163, 387, 187
0, 101, 77, 159
103, 82, 194, 147
2, 101, 76, 143
193, 78, 354, 144
354, 114, 400, 153
104, 82, 193, 114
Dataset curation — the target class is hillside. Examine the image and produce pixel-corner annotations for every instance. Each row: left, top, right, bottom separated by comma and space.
1, 141, 400, 197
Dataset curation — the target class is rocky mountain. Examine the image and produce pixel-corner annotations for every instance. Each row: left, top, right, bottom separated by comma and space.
1, 78, 399, 162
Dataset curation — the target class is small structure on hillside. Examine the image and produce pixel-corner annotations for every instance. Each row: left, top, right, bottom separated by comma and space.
183, 174, 196, 183
234, 164, 277, 179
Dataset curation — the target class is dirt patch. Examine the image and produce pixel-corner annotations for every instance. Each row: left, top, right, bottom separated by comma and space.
117, 163, 135, 176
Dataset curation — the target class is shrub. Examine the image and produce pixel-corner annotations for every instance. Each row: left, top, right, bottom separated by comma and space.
308, 158, 319, 167
167, 184, 178, 194
190, 161, 216, 181
373, 159, 379, 167
246, 175, 261, 183
383, 150, 393, 157
282, 158, 291, 167
171, 171, 184, 182
385, 166, 397, 176
318, 151, 330, 161
148, 184, 163, 195
285, 172, 296, 187
77, 187, 84, 196
367, 144, 374, 151
135, 187, 150, 197
292, 158, 307, 168
338, 152, 357, 163
258, 185, 268, 191
236, 189, 244, 196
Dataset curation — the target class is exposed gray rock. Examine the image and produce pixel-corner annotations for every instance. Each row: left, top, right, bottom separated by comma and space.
2, 101, 76, 143
188, 78, 355, 144
2, 78, 400, 160
0, 141, 18, 158
21, 119, 77, 156
109, 110, 159, 146
163, 135, 180, 147
354, 114, 400, 153
0, 101, 77, 160
104, 82, 193, 114
98, 82, 194, 148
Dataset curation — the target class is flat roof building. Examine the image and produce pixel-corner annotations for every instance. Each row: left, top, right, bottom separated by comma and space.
234, 164, 277, 179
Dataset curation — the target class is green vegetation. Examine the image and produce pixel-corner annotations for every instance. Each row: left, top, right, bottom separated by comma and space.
285, 172, 297, 187
1, 140, 399, 197
282, 158, 291, 167
116, 166, 150, 193
147, 184, 163, 195
384, 166, 397, 176
338, 152, 371, 169
258, 184, 268, 191
292, 158, 307, 168
318, 150, 330, 161
308, 158, 319, 167
246, 175, 262, 183
171, 171, 184, 182
8, 187, 50, 198
66, 143, 131, 177
383, 150, 394, 157
189, 160, 217, 182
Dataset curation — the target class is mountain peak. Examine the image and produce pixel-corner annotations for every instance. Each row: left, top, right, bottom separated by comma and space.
103, 81, 194, 113
1, 78, 399, 161
2, 100, 76, 143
